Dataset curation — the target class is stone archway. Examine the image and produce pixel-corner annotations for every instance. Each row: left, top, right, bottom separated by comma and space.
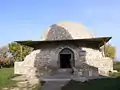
58, 48, 75, 68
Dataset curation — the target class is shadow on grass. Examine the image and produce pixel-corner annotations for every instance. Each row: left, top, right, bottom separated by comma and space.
62, 77, 120, 90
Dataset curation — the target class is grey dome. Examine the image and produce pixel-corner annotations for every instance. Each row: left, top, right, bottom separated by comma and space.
40, 21, 93, 40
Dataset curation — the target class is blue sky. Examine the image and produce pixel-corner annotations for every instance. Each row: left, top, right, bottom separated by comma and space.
0, 0, 120, 59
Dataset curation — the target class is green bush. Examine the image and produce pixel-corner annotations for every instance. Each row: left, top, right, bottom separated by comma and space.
0, 58, 14, 68
113, 61, 120, 72
109, 72, 120, 77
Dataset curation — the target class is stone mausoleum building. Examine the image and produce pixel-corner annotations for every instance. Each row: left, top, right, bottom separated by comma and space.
15, 22, 113, 81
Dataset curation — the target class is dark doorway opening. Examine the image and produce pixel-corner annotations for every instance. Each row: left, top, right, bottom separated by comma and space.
60, 54, 71, 68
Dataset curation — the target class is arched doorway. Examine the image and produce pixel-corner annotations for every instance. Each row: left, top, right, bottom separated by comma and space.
58, 48, 75, 68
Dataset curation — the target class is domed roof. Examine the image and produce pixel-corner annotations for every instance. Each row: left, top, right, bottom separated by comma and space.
40, 21, 93, 40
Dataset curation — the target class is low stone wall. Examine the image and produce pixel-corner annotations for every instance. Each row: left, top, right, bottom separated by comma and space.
98, 57, 113, 75
74, 64, 99, 78
14, 50, 40, 76
14, 61, 37, 78
14, 62, 26, 74
87, 57, 113, 76
84, 48, 113, 76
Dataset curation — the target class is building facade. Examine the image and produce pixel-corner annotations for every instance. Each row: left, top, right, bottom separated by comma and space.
14, 22, 113, 81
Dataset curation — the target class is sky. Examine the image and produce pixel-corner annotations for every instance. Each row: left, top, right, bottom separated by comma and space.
0, 0, 120, 59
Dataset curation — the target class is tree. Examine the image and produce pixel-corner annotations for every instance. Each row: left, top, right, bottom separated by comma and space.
0, 46, 15, 68
8, 42, 33, 61
101, 44, 116, 59
0, 46, 9, 58
0, 57, 14, 68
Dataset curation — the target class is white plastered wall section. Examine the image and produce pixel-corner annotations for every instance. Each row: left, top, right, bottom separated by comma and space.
83, 47, 113, 76
14, 50, 40, 76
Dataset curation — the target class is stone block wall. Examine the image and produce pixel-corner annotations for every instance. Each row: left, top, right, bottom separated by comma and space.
74, 62, 99, 78
34, 43, 84, 76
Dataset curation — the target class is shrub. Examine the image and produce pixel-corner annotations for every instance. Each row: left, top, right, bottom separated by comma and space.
0, 58, 14, 68
113, 61, 120, 72
109, 72, 120, 77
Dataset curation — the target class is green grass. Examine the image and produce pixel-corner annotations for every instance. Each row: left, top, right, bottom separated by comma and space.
62, 77, 120, 90
0, 68, 16, 89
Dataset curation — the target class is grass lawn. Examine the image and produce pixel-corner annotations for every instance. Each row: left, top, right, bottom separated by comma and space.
62, 77, 120, 90
0, 68, 16, 89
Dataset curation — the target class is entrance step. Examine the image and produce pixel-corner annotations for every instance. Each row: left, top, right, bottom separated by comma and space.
57, 69, 72, 74
40, 69, 73, 81
57, 69, 72, 72
40, 72, 73, 80
40, 69, 74, 81
41, 81, 69, 90
40, 69, 88, 82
